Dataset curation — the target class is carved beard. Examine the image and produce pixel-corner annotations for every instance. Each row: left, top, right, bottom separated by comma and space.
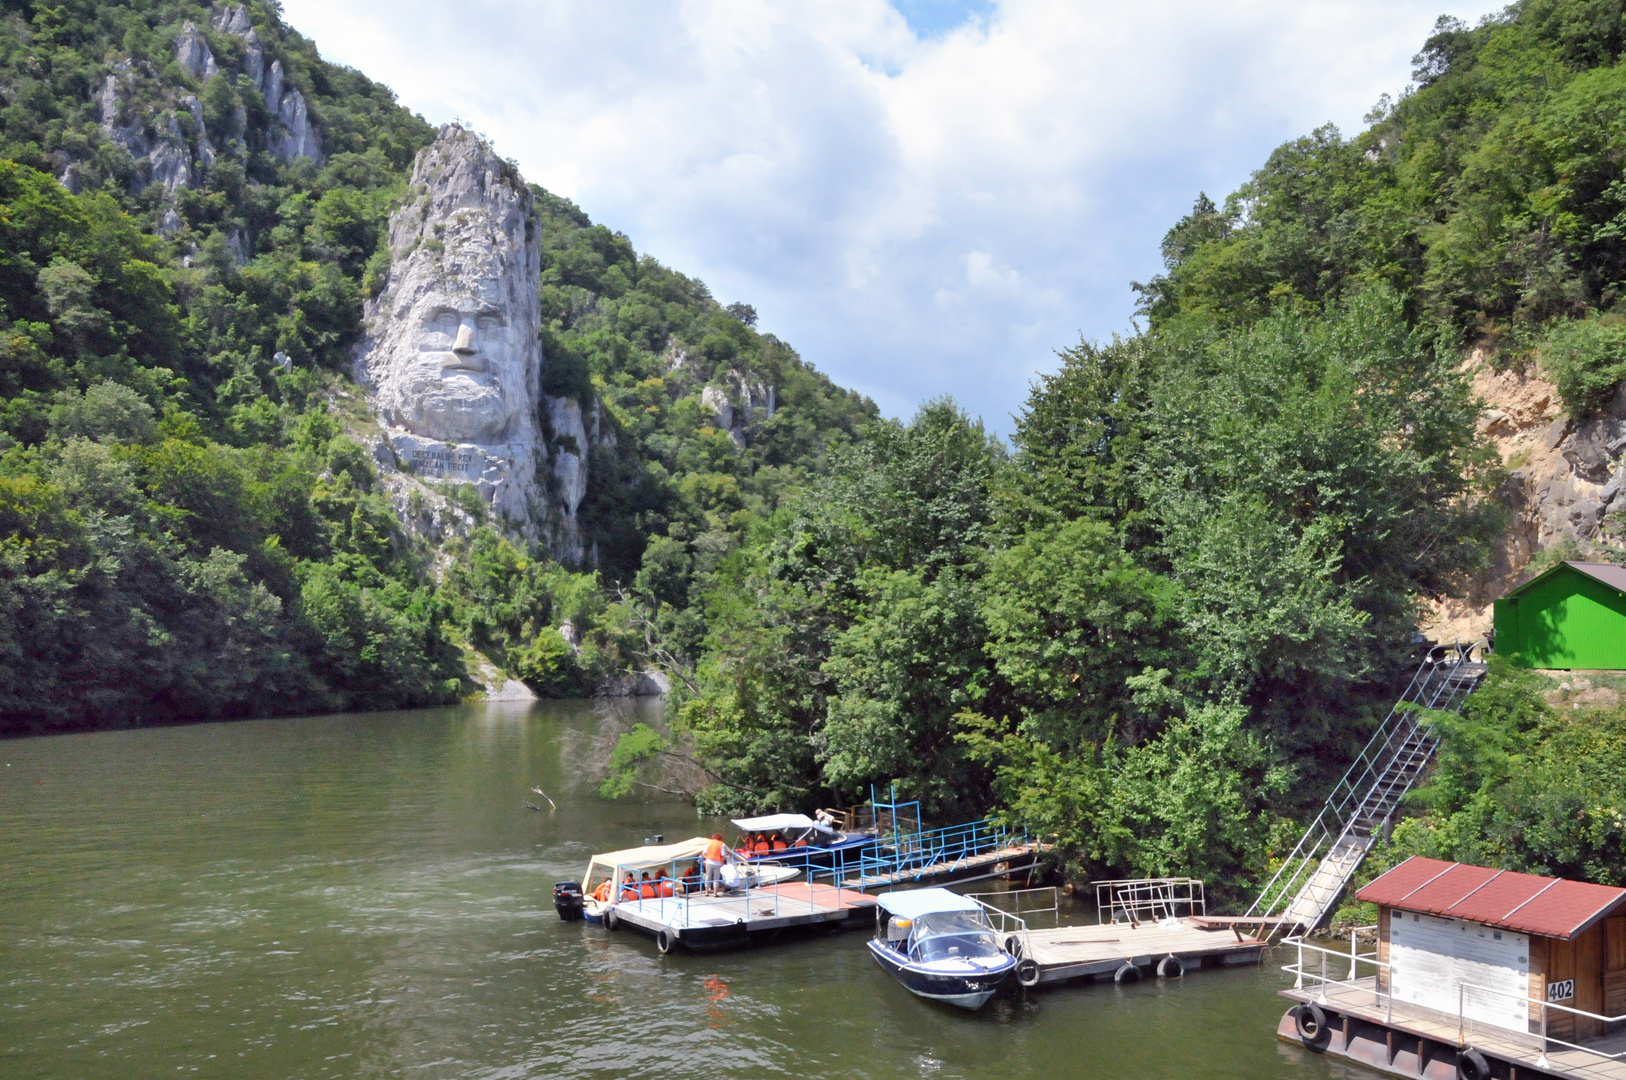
393, 364, 509, 443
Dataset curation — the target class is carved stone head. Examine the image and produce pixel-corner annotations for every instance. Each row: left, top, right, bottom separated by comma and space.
360, 125, 539, 446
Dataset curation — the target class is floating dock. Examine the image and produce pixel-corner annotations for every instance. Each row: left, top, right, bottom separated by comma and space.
974, 879, 1268, 987
606, 882, 877, 952
1018, 918, 1266, 984
1277, 976, 1626, 1080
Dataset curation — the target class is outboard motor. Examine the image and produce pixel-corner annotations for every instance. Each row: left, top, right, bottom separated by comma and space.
553, 881, 585, 922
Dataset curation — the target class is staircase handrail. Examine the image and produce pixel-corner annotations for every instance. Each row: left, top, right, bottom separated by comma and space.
1241, 640, 1486, 929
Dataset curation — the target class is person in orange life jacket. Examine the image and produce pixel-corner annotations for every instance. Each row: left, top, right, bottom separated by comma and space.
654, 867, 673, 897
681, 859, 701, 894
592, 879, 612, 903
792, 835, 808, 849
639, 872, 657, 899
620, 873, 640, 902
770, 833, 788, 854
703, 833, 730, 896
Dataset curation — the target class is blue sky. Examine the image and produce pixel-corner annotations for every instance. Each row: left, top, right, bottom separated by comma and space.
281, 0, 1501, 436
891, 0, 995, 37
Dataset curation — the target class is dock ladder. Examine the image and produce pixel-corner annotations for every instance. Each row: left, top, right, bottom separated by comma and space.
1242, 640, 1488, 937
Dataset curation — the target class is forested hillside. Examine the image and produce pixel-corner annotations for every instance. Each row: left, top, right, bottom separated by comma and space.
0, 0, 871, 731
609, 0, 1626, 900
7, 0, 1626, 898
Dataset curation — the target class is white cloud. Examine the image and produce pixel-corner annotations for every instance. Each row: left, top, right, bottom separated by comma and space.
281, 0, 1502, 433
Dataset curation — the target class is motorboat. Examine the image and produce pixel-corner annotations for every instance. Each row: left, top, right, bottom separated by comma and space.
732, 812, 877, 867
554, 837, 799, 924
867, 888, 1018, 1010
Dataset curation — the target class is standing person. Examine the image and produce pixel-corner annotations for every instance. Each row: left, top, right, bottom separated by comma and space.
703, 833, 730, 896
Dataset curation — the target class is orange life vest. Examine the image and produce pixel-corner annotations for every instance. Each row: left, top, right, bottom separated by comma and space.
705, 839, 725, 862
771, 836, 788, 853
593, 881, 611, 902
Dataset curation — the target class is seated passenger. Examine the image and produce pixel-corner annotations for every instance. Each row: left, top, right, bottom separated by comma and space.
593, 880, 612, 903
771, 834, 788, 853
639, 872, 656, 899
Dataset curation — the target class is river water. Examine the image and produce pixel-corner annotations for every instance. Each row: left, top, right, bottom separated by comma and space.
0, 702, 1357, 1079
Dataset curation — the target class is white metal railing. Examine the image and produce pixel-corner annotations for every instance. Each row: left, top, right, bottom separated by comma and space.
1283, 934, 1626, 1069
1095, 878, 1205, 924
966, 886, 1060, 959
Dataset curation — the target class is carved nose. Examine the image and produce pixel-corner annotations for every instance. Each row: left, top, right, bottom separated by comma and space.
452, 324, 477, 354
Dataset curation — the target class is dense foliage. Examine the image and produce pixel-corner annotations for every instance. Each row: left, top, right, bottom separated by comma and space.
0, 0, 872, 732
0, 0, 469, 731
626, 0, 1626, 899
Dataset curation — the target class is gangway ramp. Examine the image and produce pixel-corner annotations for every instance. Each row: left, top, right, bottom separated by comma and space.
1244, 641, 1488, 937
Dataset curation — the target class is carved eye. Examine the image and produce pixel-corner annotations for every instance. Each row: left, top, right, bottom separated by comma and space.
477, 314, 504, 332
419, 309, 459, 350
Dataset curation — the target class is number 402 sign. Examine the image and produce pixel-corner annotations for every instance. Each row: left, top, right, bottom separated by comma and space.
1548, 979, 1575, 1002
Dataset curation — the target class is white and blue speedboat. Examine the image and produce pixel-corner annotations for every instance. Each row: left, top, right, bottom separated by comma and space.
868, 888, 1018, 1010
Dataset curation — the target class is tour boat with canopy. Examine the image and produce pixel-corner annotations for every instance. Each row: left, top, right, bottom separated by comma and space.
731, 812, 876, 865
867, 888, 1018, 1010
552, 836, 798, 924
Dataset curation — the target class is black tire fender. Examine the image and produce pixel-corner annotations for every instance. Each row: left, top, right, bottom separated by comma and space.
656, 929, 674, 954
1295, 1003, 1331, 1051
605, 908, 619, 931
1113, 962, 1140, 984
1016, 958, 1040, 988
1457, 1048, 1490, 1080
1004, 934, 1023, 959
1157, 954, 1184, 979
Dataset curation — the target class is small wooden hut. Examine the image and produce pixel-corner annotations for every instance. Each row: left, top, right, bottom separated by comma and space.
1360, 857, 1626, 1042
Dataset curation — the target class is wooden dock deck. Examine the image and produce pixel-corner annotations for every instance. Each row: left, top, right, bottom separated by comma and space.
1281, 977, 1626, 1080
1021, 917, 1266, 985
839, 843, 1043, 890
608, 882, 877, 951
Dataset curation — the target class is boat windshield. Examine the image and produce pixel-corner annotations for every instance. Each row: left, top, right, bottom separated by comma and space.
906, 911, 1003, 963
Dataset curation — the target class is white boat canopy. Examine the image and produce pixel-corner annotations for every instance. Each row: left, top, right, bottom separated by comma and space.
581, 837, 711, 887
876, 888, 985, 919
731, 813, 835, 834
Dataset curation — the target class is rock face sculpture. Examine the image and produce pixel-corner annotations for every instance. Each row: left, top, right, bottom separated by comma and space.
355, 125, 551, 541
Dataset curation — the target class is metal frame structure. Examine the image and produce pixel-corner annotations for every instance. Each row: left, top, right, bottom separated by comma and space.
1095, 878, 1206, 924
1244, 641, 1488, 936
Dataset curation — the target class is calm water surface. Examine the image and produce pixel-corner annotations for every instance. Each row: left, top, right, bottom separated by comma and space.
0, 702, 1364, 1079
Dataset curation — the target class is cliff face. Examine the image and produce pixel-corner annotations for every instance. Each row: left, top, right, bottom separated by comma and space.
353, 124, 602, 563
1422, 352, 1626, 643
79, 4, 321, 238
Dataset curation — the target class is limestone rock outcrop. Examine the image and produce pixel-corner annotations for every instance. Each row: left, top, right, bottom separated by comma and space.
356, 125, 598, 561
67, 6, 324, 234
1422, 353, 1626, 643
354, 125, 545, 535
701, 371, 776, 448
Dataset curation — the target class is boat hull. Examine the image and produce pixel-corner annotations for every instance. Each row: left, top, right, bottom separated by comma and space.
866, 939, 1015, 1010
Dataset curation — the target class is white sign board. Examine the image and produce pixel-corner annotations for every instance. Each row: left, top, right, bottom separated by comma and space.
1389, 910, 1529, 1032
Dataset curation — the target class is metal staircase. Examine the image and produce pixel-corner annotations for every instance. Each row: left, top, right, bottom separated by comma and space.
1243, 641, 1488, 936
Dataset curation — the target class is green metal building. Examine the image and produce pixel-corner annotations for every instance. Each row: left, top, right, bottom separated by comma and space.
1492, 561, 1626, 670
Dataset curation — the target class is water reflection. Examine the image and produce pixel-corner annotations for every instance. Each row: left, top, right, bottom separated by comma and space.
0, 702, 1344, 1080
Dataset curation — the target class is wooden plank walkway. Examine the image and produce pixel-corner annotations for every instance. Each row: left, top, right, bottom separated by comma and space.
1282, 977, 1626, 1080
1022, 918, 1265, 985
839, 843, 1043, 890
